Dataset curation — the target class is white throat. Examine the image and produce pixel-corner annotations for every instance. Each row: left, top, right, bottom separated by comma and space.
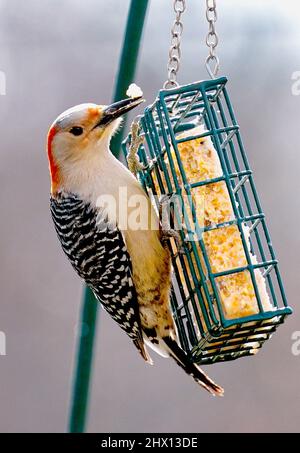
59, 138, 143, 209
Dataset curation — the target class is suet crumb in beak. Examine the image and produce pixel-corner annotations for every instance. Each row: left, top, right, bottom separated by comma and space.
126, 83, 143, 99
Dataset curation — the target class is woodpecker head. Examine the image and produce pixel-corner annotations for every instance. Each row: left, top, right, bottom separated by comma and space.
47, 97, 144, 194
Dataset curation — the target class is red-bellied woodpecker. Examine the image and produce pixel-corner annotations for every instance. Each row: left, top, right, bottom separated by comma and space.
47, 96, 223, 396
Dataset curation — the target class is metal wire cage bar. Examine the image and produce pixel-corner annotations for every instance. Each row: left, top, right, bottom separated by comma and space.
122, 77, 292, 365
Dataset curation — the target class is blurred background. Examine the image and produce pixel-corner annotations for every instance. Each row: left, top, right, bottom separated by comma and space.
0, 0, 299, 433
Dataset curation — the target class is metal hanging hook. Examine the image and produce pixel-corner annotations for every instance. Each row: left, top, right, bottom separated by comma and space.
205, 0, 220, 79
164, 0, 186, 89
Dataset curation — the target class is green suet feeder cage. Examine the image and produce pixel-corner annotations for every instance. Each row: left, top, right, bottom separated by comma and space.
122, 76, 292, 365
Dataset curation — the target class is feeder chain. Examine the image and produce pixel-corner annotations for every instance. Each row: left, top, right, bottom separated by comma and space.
164, 0, 186, 89
205, 0, 220, 79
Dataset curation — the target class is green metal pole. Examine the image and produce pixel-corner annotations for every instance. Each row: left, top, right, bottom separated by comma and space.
68, 0, 149, 433
111, 0, 149, 157
69, 286, 98, 433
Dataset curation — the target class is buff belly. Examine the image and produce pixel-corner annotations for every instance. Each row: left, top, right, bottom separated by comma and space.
123, 228, 175, 338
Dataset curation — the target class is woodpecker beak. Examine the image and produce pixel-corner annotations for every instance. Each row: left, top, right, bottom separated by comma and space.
94, 97, 144, 128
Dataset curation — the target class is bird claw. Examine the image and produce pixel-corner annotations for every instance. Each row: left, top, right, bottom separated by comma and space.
158, 194, 184, 251
161, 232, 187, 255
128, 121, 145, 176
128, 157, 145, 176
161, 228, 181, 247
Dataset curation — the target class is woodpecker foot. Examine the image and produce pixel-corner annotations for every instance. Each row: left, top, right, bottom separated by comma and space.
128, 155, 145, 176
159, 194, 183, 251
158, 193, 173, 207
128, 121, 145, 176
161, 230, 186, 255
161, 228, 181, 247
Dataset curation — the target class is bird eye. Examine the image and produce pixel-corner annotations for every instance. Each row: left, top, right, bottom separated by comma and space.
69, 126, 84, 136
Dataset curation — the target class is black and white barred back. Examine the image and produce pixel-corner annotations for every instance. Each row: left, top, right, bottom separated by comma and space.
50, 192, 144, 346
50, 193, 224, 394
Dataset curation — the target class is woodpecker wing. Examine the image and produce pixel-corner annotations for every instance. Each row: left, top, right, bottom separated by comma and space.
50, 193, 150, 362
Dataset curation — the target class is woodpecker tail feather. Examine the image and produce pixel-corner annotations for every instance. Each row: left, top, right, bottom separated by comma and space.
133, 337, 153, 365
163, 336, 224, 396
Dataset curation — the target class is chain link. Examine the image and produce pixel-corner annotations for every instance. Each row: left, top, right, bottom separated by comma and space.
164, 0, 186, 89
205, 0, 220, 79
